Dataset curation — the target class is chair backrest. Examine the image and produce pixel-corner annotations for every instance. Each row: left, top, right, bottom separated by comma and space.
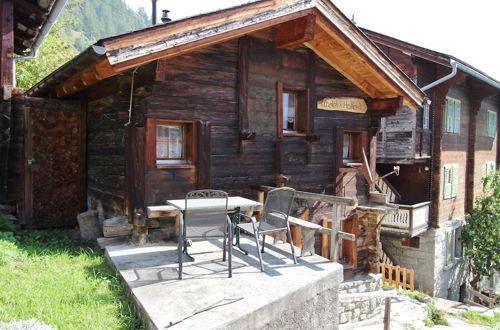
184, 190, 229, 239
262, 187, 296, 229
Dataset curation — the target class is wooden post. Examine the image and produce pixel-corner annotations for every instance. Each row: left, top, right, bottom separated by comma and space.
383, 296, 391, 330
330, 203, 339, 262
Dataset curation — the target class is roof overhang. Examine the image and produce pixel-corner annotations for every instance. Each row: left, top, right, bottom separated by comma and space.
28, 0, 425, 109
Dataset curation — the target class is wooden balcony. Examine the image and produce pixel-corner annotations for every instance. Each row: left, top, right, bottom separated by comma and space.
381, 201, 430, 237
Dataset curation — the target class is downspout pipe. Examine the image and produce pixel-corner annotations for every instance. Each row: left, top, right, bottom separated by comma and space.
13, 0, 69, 85
421, 60, 458, 92
422, 58, 500, 92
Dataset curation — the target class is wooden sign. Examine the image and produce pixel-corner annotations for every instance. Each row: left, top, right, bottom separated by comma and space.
317, 97, 367, 113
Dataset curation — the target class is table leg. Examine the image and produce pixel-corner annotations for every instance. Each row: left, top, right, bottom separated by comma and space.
232, 207, 248, 255
179, 212, 195, 261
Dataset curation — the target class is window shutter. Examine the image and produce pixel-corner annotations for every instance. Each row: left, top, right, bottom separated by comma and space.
453, 100, 461, 133
444, 166, 451, 199
488, 111, 497, 138
445, 98, 455, 132
451, 165, 458, 197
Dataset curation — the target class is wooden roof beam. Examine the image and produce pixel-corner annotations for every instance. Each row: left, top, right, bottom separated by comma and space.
109, 10, 314, 72
14, 0, 48, 19
275, 14, 315, 49
368, 97, 403, 117
55, 59, 119, 98
14, 9, 43, 31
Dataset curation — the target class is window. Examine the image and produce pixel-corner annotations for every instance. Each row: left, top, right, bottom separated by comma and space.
157, 125, 184, 162
277, 82, 309, 136
342, 131, 367, 163
443, 164, 458, 199
445, 227, 462, 269
444, 97, 461, 133
487, 110, 497, 138
147, 119, 195, 167
485, 161, 496, 177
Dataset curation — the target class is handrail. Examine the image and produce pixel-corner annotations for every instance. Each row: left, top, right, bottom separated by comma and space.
255, 185, 357, 206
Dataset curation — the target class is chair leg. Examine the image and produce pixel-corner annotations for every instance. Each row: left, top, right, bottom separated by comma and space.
253, 234, 265, 272
228, 227, 233, 278
286, 225, 297, 264
261, 234, 266, 253
222, 235, 227, 262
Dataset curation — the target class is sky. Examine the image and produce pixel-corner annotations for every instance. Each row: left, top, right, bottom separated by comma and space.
124, 0, 500, 81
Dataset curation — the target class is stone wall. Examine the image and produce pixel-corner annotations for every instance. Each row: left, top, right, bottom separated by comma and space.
338, 274, 383, 324
381, 218, 467, 299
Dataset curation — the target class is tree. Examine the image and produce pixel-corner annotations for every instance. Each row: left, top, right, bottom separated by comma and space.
462, 168, 500, 289
15, 15, 77, 90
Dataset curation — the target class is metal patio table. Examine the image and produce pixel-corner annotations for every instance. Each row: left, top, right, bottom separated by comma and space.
167, 196, 263, 256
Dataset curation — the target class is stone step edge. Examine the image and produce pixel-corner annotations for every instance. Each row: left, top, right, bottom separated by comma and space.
339, 290, 394, 300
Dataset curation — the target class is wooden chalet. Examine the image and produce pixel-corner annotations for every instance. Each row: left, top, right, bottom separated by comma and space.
363, 28, 499, 299
12, 0, 425, 230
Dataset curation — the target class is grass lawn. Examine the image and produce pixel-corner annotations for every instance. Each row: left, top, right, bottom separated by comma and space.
0, 230, 142, 329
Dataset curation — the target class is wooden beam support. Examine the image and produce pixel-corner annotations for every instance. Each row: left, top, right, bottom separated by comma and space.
369, 96, 403, 112
237, 36, 255, 153
275, 14, 316, 49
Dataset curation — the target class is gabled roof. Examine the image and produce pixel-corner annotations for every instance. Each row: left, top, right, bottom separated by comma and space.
28, 0, 425, 109
362, 28, 500, 91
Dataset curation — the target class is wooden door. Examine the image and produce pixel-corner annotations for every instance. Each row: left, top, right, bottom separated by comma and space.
22, 98, 85, 228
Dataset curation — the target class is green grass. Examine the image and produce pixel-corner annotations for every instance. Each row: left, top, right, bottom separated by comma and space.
461, 311, 500, 328
0, 230, 143, 330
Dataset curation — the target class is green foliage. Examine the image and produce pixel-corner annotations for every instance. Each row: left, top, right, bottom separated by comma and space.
62, 0, 150, 52
397, 288, 428, 300
0, 213, 14, 232
0, 230, 143, 329
424, 301, 449, 327
15, 15, 77, 90
462, 169, 500, 287
461, 311, 500, 328
16, 0, 149, 90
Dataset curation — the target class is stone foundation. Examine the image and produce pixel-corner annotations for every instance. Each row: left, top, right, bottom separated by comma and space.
338, 273, 383, 324
381, 218, 467, 299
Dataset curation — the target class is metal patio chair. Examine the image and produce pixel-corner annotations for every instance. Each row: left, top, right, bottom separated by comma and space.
236, 187, 297, 272
178, 190, 232, 279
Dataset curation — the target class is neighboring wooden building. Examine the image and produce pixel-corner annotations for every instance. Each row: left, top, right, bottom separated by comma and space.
12, 0, 425, 228
363, 28, 499, 300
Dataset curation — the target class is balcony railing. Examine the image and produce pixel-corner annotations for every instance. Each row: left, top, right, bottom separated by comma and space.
381, 201, 430, 237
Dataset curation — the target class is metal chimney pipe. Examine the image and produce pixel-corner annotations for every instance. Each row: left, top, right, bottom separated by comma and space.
152, 0, 157, 25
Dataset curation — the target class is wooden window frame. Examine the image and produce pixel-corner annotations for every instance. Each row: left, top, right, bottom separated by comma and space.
443, 163, 458, 199
487, 110, 497, 138
146, 118, 197, 169
444, 97, 461, 134
276, 82, 310, 137
342, 130, 368, 164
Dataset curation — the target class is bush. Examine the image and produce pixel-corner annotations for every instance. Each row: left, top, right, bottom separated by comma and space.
424, 301, 449, 327
0, 213, 14, 232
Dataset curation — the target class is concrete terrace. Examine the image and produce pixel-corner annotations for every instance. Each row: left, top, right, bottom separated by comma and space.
105, 238, 343, 329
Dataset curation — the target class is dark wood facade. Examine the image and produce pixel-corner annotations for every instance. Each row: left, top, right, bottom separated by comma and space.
81, 34, 378, 219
